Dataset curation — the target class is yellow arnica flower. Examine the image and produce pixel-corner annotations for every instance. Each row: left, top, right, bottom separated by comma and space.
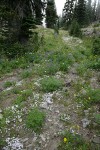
64, 137, 68, 143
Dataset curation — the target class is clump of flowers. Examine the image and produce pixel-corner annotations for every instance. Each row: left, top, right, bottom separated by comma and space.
63, 137, 68, 143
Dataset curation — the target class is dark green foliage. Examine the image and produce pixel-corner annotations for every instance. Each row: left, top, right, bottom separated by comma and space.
74, 0, 87, 26
0, 0, 45, 59
69, 20, 82, 37
4, 81, 14, 88
46, 0, 58, 28
92, 37, 100, 55
26, 108, 45, 133
63, 0, 75, 28
2, 42, 26, 59
88, 57, 100, 70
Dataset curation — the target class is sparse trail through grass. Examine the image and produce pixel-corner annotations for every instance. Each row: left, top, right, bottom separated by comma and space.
0, 28, 100, 150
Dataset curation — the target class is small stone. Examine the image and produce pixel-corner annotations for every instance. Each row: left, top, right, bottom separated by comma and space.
92, 137, 100, 144
81, 118, 90, 128
18, 118, 22, 122
0, 109, 2, 113
32, 137, 37, 142
40, 102, 48, 109
47, 119, 52, 122
22, 138, 29, 143
55, 110, 59, 113
40, 134, 46, 142
16, 80, 23, 86
46, 99, 53, 104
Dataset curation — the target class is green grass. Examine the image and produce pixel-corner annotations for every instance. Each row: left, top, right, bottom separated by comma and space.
14, 89, 33, 105
20, 70, 32, 79
26, 107, 45, 133
40, 77, 63, 92
76, 88, 100, 108
3, 81, 15, 88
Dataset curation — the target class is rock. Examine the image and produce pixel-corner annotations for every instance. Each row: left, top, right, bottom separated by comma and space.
16, 80, 23, 86
26, 144, 33, 150
4, 87, 13, 91
81, 118, 90, 128
40, 102, 48, 109
55, 110, 59, 113
92, 136, 100, 144
46, 98, 53, 104
0, 109, 2, 113
18, 118, 22, 122
40, 134, 46, 142
32, 137, 37, 142
22, 138, 29, 143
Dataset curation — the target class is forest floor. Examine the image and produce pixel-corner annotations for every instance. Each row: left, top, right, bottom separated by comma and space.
0, 27, 100, 150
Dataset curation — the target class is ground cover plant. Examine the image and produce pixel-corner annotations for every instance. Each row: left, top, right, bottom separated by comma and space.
26, 107, 46, 133
40, 77, 63, 92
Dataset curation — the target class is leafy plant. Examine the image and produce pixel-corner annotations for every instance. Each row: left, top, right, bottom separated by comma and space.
69, 20, 82, 38
41, 77, 63, 92
94, 114, 100, 124
20, 71, 32, 79
15, 90, 33, 105
77, 88, 100, 108
4, 81, 15, 88
58, 131, 90, 150
26, 108, 45, 133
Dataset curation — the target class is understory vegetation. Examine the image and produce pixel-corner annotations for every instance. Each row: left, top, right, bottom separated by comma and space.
0, 26, 100, 149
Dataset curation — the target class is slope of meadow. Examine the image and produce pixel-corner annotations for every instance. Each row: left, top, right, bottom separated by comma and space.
0, 27, 100, 150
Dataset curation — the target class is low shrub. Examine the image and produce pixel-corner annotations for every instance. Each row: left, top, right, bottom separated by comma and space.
4, 81, 15, 88
58, 131, 90, 150
77, 88, 100, 108
15, 90, 33, 105
41, 77, 63, 92
20, 71, 32, 79
69, 20, 82, 38
26, 108, 45, 133
92, 37, 100, 55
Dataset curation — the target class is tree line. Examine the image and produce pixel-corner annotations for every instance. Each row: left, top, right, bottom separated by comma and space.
61, 0, 100, 29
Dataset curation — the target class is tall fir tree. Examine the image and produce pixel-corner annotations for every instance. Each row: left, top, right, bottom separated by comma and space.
0, 0, 45, 43
86, 0, 92, 24
74, 0, 87, 26
45, 0, 58, 28
63, 0, 75, 28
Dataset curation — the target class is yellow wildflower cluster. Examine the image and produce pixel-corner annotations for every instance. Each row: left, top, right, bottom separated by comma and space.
63, 137, 68, 143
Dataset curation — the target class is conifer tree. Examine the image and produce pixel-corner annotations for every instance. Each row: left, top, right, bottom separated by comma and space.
63, 0, 75, 28
74, 0, 87, 26
45, 0, 58, 28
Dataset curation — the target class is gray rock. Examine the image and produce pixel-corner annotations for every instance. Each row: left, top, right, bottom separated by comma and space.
81, 118, 90, 128
40, 134, 46, 142
92, 137, 100, 144
21, 138, 29, 143
40, 102, 48, 109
